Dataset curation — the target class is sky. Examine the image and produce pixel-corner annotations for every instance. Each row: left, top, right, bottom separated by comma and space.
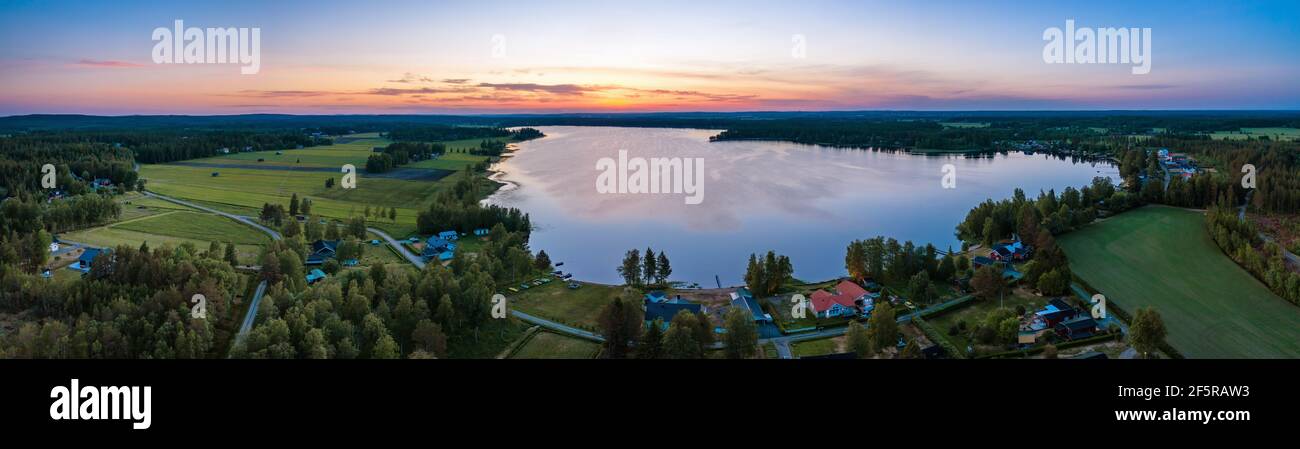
1, 0, 1298, 115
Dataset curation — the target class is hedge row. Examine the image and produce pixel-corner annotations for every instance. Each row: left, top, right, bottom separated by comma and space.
912, 316, 965, 359
977, 331, 1123, 359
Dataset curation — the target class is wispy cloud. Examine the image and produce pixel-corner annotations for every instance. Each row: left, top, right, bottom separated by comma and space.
74, 59, 145, 68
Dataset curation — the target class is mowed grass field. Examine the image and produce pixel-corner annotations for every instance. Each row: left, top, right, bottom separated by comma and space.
115, 211, 271, 245
508, 331, 600, 359
510, 282, 626, 330
62, 211, 267, 264
1059, 206, 1300, 358
139, 134, 498, 237
1209, 127, 1300, 142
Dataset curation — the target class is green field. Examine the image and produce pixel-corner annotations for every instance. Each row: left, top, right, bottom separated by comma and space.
61, 212, 266, 264
1059, 206, 1300, 358
508, 331, 600, 359
139, 134, 500, 237
115, 211, 271, 245
1209, 127, 1300, 141
791, 336, 844, 358
190, 134, 392, 168
939, 122, 990, 128
509, 282, 626, 331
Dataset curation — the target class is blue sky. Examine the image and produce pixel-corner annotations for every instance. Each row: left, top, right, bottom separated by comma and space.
1, 0, 1297, 114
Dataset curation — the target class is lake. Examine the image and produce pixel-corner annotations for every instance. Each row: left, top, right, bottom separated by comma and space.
485, 126, 1119, 286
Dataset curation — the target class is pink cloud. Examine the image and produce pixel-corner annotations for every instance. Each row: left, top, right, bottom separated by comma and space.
75, 59, 146, 68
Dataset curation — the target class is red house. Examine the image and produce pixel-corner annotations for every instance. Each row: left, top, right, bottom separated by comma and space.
810, 280, 870, 318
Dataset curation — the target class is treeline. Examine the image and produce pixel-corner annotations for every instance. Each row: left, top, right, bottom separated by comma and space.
386, 125, 544, 144
366, 142, 447, 174
415, 171, 530, 236
957, 177, 1122, 246
0, 139, 138, 197
1, 193, 121, 236
614, 247, 673, 286
743, 251, 793, 297
1206, 205, 1300, 306
386, 125, 514, 142
0, 241, 245, 358
1, 130, 324, 165
845, 237, 954, 305
710, 119, 1009, 151
235, 223, 536, 359
955, 180, 1103, 296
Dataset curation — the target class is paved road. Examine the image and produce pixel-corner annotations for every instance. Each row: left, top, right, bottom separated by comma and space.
142, 191, 282, 241
772, 339, 792, 359
367, 227, 426, 268
233, 280, 269, 348
511, 309, 604, 342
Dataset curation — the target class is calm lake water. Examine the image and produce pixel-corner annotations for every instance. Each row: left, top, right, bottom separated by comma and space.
486, 126, 1119, 286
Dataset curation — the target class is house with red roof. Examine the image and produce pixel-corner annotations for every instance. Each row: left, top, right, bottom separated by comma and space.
809, 280, 872, 318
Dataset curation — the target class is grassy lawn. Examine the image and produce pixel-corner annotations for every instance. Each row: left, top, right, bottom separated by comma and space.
1059, 205, 1300, 358
508, 331, 600, 359
791, 336, 845, 358
60, 213, 265, 265
115, 211, 271, 245
140, 163, 431, 235
360, 232, 407, 267
510, 281, 626, 331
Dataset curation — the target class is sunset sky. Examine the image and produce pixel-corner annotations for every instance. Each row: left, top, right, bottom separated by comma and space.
2, 0, 1298, 115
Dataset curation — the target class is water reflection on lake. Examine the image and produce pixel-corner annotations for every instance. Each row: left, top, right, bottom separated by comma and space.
486, 126, 1119, 286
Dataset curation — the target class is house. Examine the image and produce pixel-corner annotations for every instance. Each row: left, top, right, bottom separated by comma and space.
89, 178, 113, 191
989, 240, 1031, 262
644, 301, 703, 328
645, 290, 669, 303
438, 230, 459, 241
473, 228, 490, 236
306, 269, 328, 285
809, 280, 871, 318
68, 248, 106, 273
1055, 316, 1098, 340
971, 256, 1001, 268
305, 240, 340, 265
422, 236, 456, 262
1034, 298, 1080, 328
729, 288, 772, 322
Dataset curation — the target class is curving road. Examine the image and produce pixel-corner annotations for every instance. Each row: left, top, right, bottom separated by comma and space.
366, 227, 426, 269
142, 191, 282, 241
